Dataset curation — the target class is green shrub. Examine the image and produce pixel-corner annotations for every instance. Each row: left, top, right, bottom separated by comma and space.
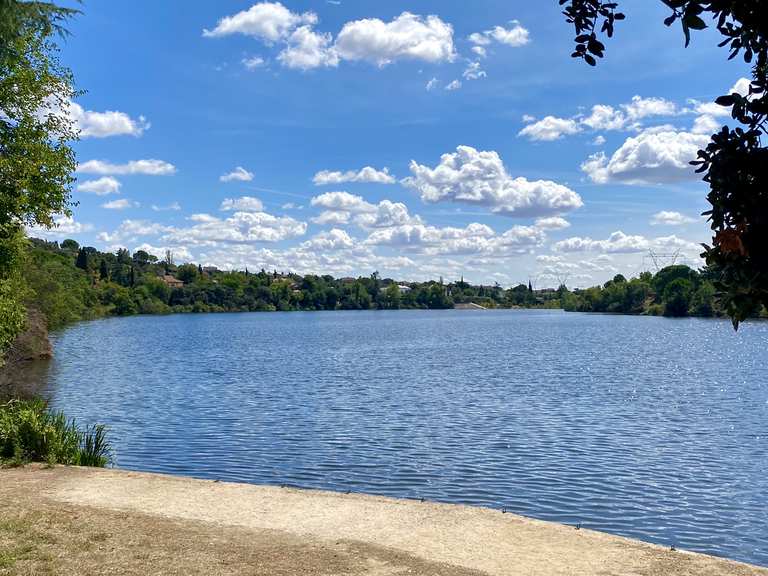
0, 399, 111, 467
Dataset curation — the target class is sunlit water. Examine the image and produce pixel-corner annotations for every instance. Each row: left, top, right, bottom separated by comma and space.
43, 310, 767, 566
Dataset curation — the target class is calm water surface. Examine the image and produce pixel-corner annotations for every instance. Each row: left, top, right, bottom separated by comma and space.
44, 310, 767, 565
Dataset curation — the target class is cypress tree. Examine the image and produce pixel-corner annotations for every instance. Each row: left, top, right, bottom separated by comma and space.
75, 248, 88, 270
99, 259, 109, 281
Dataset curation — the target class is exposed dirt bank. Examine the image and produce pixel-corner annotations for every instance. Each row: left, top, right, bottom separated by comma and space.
1, 466, 765, 576
0, 309, 52, 400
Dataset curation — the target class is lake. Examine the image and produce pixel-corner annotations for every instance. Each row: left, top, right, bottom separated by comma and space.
42, 310, 767, 566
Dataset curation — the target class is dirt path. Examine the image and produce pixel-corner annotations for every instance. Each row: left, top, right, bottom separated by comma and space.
1, 466, 766, 576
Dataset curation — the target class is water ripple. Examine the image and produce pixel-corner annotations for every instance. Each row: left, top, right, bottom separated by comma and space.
44, 310, 768, 567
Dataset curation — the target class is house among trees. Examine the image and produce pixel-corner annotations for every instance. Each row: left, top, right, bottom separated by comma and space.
161, 274, 184, 289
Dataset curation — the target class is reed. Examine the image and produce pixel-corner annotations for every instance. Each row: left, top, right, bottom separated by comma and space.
0, 399, 111, 467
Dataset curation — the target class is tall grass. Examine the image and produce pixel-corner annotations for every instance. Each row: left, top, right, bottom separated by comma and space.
0, 399, 111, 467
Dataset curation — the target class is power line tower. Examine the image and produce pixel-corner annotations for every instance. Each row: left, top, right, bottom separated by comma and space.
643, 249, 680, 273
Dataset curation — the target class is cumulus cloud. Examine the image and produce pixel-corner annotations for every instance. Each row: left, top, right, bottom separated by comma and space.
313, 166, 395, 185
77, 159, 176, 176
220, 166, 254, 182
68, 101, 149, 138
97, 220, 171, 244
468, 22, 530, 49
220, 196, 264, 212
581, 129, 709, 184
554, 230, 699, 254
519, 116, 581, 141
445, 79, 462, 91
366, 221, 544, 257
311, 210, 351, 226
203, 2, 316, 42
335, 12, 455, 65
77, 176, 121, 196
27, 215, 93, 239
278, 26, 339, 69
650, 211, 696, 226
425, 77, 439, 91
310, 191, 375, 213
404, 145, 583, 217
164, 211, 307, 246
534, 216, 571, 230
101, 198, 139, 210
300, 228, 355, 251
354, 200, 422, 229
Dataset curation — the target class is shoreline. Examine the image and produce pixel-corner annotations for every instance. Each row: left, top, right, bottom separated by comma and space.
2, 465, 765, 575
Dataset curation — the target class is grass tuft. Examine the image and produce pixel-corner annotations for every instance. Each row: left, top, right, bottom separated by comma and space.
0, 399, 111, 467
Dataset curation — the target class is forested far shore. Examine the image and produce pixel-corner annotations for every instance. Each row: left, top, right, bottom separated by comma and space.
21, 237, 767, 331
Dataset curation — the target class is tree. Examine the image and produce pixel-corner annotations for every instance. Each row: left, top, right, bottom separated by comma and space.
559, 0, 768, 327
0, 1, 79, 357
74, 247, 88, 270
99, 259, 109, 281
663, 278, 694, 317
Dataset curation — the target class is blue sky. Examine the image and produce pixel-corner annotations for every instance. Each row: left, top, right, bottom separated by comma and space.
35, 0, 752, 287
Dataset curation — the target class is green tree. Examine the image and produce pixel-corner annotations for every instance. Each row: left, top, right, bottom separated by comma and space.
558, 0, 768, 327
98, 258, 109, 281
663, 278, 694, 317
0, 1, 79, 358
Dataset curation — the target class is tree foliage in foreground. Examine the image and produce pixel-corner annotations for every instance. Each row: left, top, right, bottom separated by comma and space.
0, 1, 78, 358
559, 0, 768, 328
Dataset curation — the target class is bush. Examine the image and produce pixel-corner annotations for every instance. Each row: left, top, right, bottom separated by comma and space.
0, 399, 111, 467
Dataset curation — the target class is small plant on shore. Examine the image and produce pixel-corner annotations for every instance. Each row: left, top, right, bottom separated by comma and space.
0, 399, 111, 467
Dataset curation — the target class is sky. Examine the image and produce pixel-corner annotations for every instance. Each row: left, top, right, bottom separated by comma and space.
31, 0, 753, 288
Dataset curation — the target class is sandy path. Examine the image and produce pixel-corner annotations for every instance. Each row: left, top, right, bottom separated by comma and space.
2, 465, 766, 576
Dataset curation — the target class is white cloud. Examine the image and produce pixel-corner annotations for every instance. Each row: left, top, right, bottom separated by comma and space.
301, 228, 355, 251
203, 2, 316, 42
650, 211, 696, 226
77, 159, 176, 176
311, 210, 351, 226
462, 61, 486, 81
592, 135, 606, 146
335, 12, 455, 65
535, 216, 571, 230
554, 230, 699, 254
404, 145, 583, 217
220, 196, 264, 212
469, 22, 530, 48
133, 243, 193, 263
623, 96, 679, 121
277, 25, 339, 69
425, 77, 439, 91
691, 114, 721, 135
151, 202, 182, 212
310, 191, 375, 213
27, 215, 93, 239
366, 221, 543, 257
220, 166, 254, 182
67, 101, 149, 138
519, 116, 581, 141
581, 129, 709, 184
581, 104, 627, 131
471, 46, 486, 58
354, 200, 422, 229
101, 198, 139, 210
313, 166, 395, 185
165, 211, 307, 246
77, 176, 121, 196
242, 56, 266, 70
97, 220, 171, 244
445, 79, 462, 91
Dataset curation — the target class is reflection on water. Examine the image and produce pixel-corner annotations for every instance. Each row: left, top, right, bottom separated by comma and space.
45, 310, 768, 566
1, 357, 53, 400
